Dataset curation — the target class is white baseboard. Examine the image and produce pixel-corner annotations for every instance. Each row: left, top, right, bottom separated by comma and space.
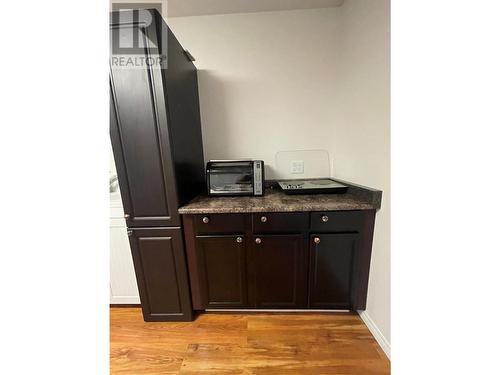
358, 310, 391, 360
110, 296, 140, 304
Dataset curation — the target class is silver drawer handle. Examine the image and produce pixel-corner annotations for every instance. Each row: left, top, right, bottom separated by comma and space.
127, 230, 133, 236
202, 216, 210, 224
236, 236, 243, 243
255, 238, 262, 244
124, 214, 130, 219
321, 215, 329, 222
314, 237, 321, 244
260, 216, 267, 223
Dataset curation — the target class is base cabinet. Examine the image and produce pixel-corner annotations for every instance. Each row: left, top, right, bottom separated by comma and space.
309, 234, 357, 309
253, 235, 307, 308
183, 210, 376, 311
195, 235, 248, 308
128, 228, 193, 321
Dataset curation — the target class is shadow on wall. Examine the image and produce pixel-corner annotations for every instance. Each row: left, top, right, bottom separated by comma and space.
198, 69, 278, 177
197, 69, 232, 163
196, 70, 331, 180
197, 69, 268, 161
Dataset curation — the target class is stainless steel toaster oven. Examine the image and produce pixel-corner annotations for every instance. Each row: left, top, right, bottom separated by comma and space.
206, 160, 264, 196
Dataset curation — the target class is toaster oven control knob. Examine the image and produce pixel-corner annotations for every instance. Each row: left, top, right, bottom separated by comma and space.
260, 216, 267, 223
202, 216, 210, 224
236, 236, 243, 243
314, 237, 321, 244
321, 215, 329, 223
255, 238, 262, 244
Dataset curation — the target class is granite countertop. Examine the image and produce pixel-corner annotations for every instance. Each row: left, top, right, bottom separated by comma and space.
178, 180, 382, 214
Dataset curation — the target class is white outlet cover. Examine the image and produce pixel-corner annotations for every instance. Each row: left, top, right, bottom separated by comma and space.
275, 150, 330, 180
291, 160, 304, 174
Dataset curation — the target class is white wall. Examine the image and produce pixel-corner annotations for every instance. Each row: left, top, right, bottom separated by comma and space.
168, 0, 390, 355
168, 8, 343, 178
335, 0, 391, 356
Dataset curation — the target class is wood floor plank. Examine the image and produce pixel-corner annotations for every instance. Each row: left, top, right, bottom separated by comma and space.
110, 342, 186, 374
110, 308, 389, 374
179, 343, 388, 375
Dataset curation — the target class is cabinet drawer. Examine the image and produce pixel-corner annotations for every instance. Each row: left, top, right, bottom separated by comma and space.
252, 212, 308, 233
310, 211, 365, 232
194, 214, 246, 234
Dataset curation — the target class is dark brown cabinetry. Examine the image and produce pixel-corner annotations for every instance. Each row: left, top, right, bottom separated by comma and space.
309, 234, 357, 309
195, 214, 246, 235
252, 213, 308, 233
110, 9, 205, 321
310, 211, 364, 232
252, 235, 307, 308
183, 210, 376, 311
195, 235, 248, 308
110, 73, 180, 228
128, 228, 193, 321
110, 10, 204, 228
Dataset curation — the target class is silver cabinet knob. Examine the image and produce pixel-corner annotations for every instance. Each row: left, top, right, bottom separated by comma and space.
321, 215, 329, 222
255, 238, 262, 244
124, 214, 130, 219
260, 216, 267, 223
202, 216, 210, 224
236, 236, 243, 243
127, 230, 133, 236
314, 237, 321, 244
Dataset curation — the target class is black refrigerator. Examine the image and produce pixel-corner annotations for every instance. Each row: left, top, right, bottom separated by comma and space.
109, 9, 205, 321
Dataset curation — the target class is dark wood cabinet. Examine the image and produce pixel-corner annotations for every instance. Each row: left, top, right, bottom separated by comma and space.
183, 210, 376, 312
310, 211, 364, 232
252, 213, 308, 233
194, 214, 246, 235
128, 228, 193, 321
110, 9, 205, 321
308, 234, 357, 309
109, 36, 180, 228
195, 235, 248, 308
110, 10, 205, 228
252, 235, 307, 308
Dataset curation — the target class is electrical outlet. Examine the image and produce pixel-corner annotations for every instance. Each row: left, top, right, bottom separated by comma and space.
291, 160, 304, 174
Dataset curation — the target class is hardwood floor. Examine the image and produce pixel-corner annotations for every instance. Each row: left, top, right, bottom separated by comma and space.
110, 308, 390, 374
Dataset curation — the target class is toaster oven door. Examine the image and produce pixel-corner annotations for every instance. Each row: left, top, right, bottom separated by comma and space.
208, 162, 254, 195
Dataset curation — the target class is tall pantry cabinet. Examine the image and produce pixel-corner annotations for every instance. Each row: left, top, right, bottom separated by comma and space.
109, 9, 205, 321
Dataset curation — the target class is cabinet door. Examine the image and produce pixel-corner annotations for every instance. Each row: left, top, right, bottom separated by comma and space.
309, 234, 357, 309
252, 235, 307, 308
110, 16, 180, 227
195, 235, 248, 308
128, 228, 193, 321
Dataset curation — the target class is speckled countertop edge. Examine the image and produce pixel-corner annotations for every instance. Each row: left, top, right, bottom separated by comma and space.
178, 179, 382, 214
